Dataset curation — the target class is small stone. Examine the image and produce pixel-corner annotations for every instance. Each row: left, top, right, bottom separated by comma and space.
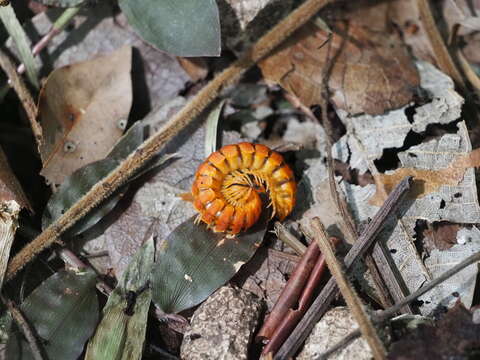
297, 307, 372, 360
181, 286, 263, 360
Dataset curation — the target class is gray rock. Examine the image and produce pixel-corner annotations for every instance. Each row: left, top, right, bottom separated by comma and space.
181, 286, 263, 360
298, 307, 372, 360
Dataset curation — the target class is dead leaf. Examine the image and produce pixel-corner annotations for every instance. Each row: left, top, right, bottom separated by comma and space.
341, 121, 480, 315
259, 18, 420, 115
329, 57, 480, 315
38, 46, 132, 186
422, 222, 461, 251
369, 147, 480, 206
177, 57, 208, 82
388, 0, 437, 65
388, 302, 480, 360
333, 61, 464, 175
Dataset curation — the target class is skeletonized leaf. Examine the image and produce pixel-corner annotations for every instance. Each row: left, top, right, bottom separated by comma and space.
38, 46, 132, 186
118, 0, 221, 57
85, 234, 154, 360
151, 215, 267, 314
6, 269, 99, 360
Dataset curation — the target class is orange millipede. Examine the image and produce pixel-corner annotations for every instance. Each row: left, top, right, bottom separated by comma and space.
186, 142, 296, 235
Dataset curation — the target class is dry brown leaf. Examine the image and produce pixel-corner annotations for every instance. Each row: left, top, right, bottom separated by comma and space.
370, 147, 480, 206
38, 46, 132, 186
422, 222, 461, 251
389, 302, 480, 360
259, 18, 420, 115
177, 57, 208, 82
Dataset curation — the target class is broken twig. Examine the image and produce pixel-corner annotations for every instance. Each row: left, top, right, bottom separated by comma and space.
275, 176, 412, 359
320, 249, 480, 359
311, 218, 387, 360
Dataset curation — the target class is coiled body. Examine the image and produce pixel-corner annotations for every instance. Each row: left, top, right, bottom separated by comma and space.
190, 142, 296, 235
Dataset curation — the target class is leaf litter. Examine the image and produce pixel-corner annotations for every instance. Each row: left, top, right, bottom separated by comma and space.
3, 1, 480, 359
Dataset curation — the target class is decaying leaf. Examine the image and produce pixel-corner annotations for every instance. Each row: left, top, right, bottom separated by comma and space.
388, 302, 480, 360
259, 18, 420, 115
334, 61, 464, 173
422, 222, 461, 251
85, 234, 154, 360
177, 57, 208, 82
418, 226, 480, 312
341, 122, 480, 315
6, 269, 99, 360
369, 146, 480, 206
38, 46, 133, 186
323, 56, 480, 315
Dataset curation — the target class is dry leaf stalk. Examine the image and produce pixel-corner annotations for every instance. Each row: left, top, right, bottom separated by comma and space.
311, 218, 387, 360
1, 295, 45, 360
416, 0, 465, 88
0, 49, 42, 148
5, 0, 336, 282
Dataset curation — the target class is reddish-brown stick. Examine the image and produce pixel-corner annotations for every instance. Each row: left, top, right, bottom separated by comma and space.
260, 238, 340, 356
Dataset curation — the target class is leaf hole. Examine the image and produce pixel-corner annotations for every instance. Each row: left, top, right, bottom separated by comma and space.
439, 199, 446, 209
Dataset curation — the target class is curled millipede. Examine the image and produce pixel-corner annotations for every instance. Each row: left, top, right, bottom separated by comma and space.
187, 142, 296, 235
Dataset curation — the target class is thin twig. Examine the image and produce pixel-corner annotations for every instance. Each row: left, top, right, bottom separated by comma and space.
317, 31, 393, 308
311, 218, 386, 360
275, 177, 412, 360
416, 0, 465, 88
371, 242, 414, 313
274, 222, 307, 255
1, 294, 45, 360
351, 135, 416, 313
0, 49, 42, 148
320, 250, 480, 359
17, 7, 81, 74
5, 0, 336, 283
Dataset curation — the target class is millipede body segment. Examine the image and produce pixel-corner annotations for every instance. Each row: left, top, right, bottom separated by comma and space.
190, 142, 296, 235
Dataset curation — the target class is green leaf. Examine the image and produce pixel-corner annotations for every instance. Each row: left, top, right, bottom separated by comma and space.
34, 0, 86, 7
6, 269, 99, 360
118, 0, 221, 57
0, 4, 39, 88
42, 158, 121, 234
151, 215, 267, 314
204, 100, 225, 157
85, 233, 154, 360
